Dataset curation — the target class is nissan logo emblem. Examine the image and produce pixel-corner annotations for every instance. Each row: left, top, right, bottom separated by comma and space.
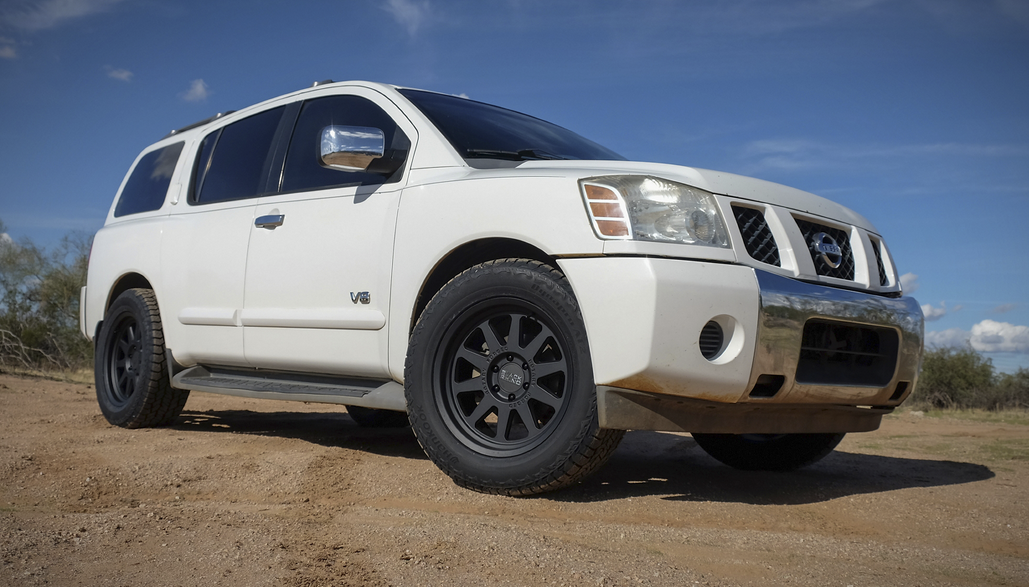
812, 232, 843, 269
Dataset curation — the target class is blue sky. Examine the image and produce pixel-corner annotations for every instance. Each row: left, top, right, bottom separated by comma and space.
1, 0, 1027, 372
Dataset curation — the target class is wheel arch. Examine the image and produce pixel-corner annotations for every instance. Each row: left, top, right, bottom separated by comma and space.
409, 237, 558, 333
106, 273, 155, 311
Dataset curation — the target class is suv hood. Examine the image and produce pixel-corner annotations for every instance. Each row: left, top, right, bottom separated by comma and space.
508, 160, 878, 233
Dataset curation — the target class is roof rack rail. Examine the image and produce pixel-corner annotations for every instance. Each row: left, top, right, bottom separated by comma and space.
311, 79, 334, 87
163, 110, 237, 139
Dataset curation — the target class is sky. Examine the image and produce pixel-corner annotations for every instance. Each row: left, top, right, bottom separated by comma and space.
1, 0, 1027, 372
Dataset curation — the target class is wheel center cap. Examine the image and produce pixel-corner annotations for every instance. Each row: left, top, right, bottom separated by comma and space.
497, 362, 526, 394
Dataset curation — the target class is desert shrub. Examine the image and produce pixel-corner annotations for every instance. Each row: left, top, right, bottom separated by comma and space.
912, 345, 1028, 411
0, 219, 92, 371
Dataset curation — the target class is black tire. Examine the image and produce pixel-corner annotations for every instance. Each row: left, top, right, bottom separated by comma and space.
347, 405, 410, 428
405, 259, 624, 496
94, 288, 189, 428
691, 432, 845, 471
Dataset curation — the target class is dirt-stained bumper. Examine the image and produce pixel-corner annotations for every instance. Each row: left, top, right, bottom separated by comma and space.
561, 256, 924, 434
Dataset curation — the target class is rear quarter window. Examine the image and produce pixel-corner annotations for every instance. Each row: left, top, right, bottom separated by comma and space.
114, 142, 184, 217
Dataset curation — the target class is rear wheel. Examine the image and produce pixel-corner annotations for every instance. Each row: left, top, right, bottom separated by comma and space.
94, 289, 189, 428
405, 259, 623, 496
692, 432, 845, 471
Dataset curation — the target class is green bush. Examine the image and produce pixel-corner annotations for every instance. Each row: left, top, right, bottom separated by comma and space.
0, 219, 92, 371
912, 344, 1029, 410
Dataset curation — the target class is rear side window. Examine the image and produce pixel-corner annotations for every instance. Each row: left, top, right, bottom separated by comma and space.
114, 142, 184, 217
192, 106, 286, 204
281, 95, 407, 193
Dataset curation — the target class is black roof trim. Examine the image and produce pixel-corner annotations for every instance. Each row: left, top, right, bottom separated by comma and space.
163, 111, 237, 139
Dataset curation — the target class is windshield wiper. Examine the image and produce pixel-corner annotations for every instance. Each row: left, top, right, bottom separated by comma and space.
464, 148, 567, 161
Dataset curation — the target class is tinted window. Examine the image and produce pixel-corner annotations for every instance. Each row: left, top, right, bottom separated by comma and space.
281, 95, 407, 193
114, 142, 184, 217
399, 89, 623, 161
194, 107, 285, 203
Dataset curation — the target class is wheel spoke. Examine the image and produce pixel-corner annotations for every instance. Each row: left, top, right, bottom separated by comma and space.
495, 405, 515, 439
508, 314, 524, 349
452, 378, 482, 395
522, 323, 555, 361
528, 385, 562, 409
480, 322, 505, 354
516, 404, 541, 435
467, 396, 497, 425
533, 360, 566, 378
456, 346, 489, 371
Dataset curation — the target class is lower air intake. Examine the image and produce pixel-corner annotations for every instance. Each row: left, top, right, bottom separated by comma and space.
796, 320, 899, 387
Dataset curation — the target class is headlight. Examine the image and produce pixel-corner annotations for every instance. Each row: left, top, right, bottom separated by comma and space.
579, 175, 730, 248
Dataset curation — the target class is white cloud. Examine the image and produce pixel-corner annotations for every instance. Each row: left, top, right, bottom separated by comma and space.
181, 79, 209, 102
899, 272, 919, 294
925, 327, 971, 348
926, 319, 1029, 354
991, 303, 1018, 314
0, 44, 14, 59
921, 301, 948, 322
970, 320, 1029, 353
384, 0, 431, 37
0, 0, 126, 32
106, 66, 132, 82
0, 232, 13, 245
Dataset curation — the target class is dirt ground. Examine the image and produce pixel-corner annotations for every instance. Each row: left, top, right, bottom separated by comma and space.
1, 373, 1027, 587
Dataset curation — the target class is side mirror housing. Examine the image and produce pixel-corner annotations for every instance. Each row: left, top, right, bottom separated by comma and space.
320, 126, 386, 172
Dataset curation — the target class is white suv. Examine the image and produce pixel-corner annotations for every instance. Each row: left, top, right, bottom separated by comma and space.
81, 81, 924, 495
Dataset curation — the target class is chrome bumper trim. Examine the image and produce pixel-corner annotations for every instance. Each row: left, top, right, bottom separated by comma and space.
748, 269, 924, 405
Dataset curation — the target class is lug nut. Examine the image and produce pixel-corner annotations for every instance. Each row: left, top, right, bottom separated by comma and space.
508, 393, 516, 401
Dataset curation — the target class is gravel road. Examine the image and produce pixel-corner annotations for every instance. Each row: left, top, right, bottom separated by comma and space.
2, 373, 1027, 586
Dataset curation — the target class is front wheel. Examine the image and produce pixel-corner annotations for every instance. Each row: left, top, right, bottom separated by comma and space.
405, 259, 623, 496
691, 432, 845, 471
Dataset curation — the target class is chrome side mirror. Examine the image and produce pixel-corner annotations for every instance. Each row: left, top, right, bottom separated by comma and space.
320, 126, 386, 172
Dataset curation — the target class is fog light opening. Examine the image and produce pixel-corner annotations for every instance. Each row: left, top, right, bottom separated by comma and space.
699, 321, 724, 360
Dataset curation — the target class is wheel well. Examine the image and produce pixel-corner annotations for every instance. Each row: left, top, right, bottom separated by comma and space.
411, 238, 558, 332
107, 273, 154, 311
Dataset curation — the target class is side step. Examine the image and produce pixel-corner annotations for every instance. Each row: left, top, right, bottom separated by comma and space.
172, 365, 407, 412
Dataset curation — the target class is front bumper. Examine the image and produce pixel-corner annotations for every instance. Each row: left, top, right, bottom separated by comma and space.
558, 257, 924, 433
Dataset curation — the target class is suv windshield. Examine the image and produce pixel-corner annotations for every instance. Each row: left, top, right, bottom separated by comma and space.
399, 89, 624, 162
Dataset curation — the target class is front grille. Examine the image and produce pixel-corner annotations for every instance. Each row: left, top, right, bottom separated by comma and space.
796, 320, 898, 387
732, 206, 780, 267
795, 218, 855, 281
871, 238, 888, 286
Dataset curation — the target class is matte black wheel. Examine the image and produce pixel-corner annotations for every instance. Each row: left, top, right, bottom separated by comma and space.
692, 432, 845, 471
405, 259, 623, 495
94, 289, 189, 428
347, 405, 410, 428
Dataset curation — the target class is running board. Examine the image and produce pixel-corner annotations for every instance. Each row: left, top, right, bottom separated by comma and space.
171, 365, 407, 412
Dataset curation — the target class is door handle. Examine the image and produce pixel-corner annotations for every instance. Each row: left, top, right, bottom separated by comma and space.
255, 214, 285, 229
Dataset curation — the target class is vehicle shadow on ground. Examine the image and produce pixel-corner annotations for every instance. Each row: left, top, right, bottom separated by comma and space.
556, 431, 996, 506
172, 411, 995, 505
174, 409, 427, 461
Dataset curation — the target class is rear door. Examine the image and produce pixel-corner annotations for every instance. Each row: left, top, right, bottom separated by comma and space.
160, 106, 289, 367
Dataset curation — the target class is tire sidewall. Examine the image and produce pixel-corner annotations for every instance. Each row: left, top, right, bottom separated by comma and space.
94, 290, 160, 427
406, 261, 599, 489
